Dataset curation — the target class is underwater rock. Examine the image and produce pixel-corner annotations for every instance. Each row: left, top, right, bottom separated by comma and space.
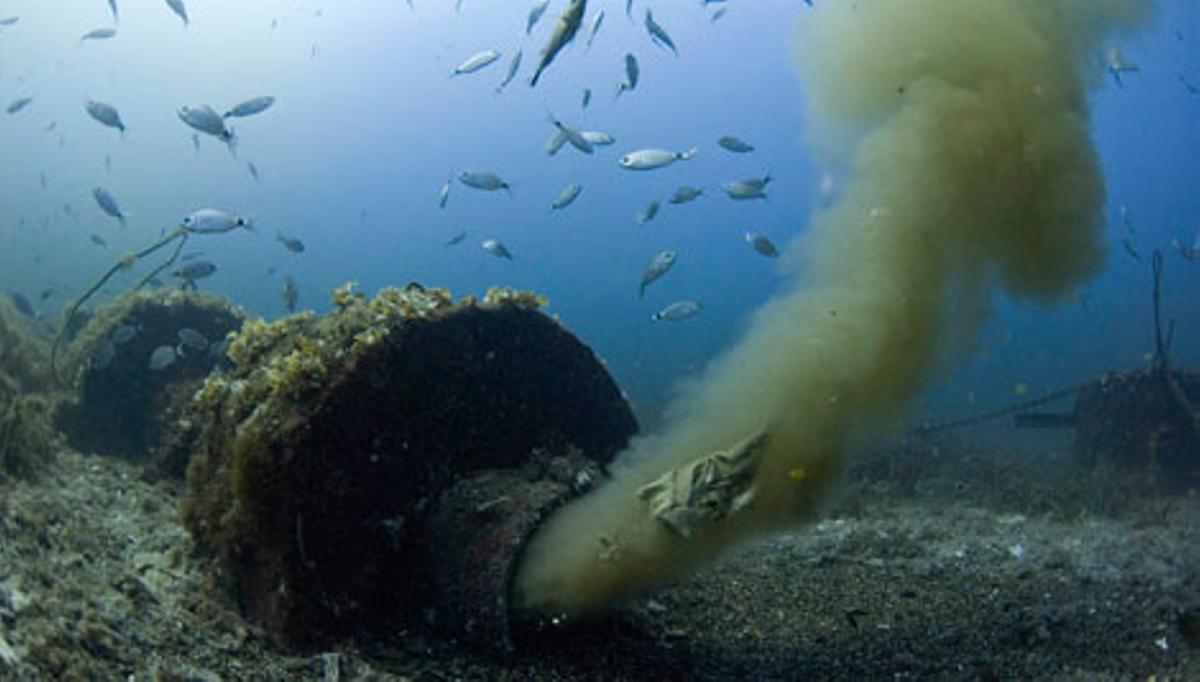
0, 396, 58, 481
53, 290, 243, 460
0, 295, 51, 400
177, 284, 637, 648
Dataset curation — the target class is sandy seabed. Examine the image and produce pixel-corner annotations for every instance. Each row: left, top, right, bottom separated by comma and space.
0, 444, 1196, 680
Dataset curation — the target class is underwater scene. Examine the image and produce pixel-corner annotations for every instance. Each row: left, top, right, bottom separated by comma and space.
0, 0, 1198, 678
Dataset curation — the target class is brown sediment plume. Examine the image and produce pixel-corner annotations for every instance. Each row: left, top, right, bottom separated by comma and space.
514, 0, 1152, 617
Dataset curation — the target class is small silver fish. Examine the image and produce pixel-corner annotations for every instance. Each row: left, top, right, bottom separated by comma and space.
80, 27, 117, 42
619, 147, 696, 171
458, 170, 511, 193
496, 49, 523, 92
526, 0, 550, 34
551, 184, 583, 211
586, 9, 605, 49
644, 9, 677, 55
530, 0, 586, 87
718, 135, 754, 153
545, 129, 569, 155
438, 179, 451, 208
0, 17, 19, 27
172, 261, 217, 282
148, 345, 178, 371
481, 238, 513, 259
223, 96, 274, 118
247, 161, 259, 180
107, 0, 119, 23
164, 0, 189, 27
92, 187, 125, 225
276, 231, 305, 253
452, 50, 501, 77
445, 230, 467, 247
89, 233, 108, 246
85, 100, 125, 132
6, 97, 32, 114
282, 276, 299, 312
636, 200, 660, 225
178, 104, 235, 154
181, 208, 252, 233
617, 53, 639, 97
669, 186, 703, 204
1105, 46, 1138, 87
177, 328, 209, 353
580, 130, 615, 146
111, 325, 138, 344
652, 300, 702, 322
639, 250, 676, 298
549, 114, 593, 154
581, 88, 592, 109
722, 173, 772, 200
711, 8, 728, 22
744, 232, 779, 258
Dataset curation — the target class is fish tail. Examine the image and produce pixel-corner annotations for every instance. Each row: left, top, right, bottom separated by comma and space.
680, 147, 698, 160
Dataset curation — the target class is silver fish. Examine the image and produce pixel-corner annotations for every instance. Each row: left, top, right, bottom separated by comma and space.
669, 186, 703, 204
164, 0, 189, 27
711, 8, 728, 22
181, 208, 252, 233
247, 161, 259, 180
6, 97, 32, 114
549, 114, 593, 154
530, 0, 586, 87
458, 171, 511, 193
586, 9, 605, 49
451, 50, 501, 77
85, 100, 125, 132
636, 200, 660, 225
496, 49, 522, 92
111, 325, 138, 344
107, 0, 119, 23
1105, 46, 1138, 88
551, 184, 583, 210
0, 17, 18, 27
625, 0, 633, 20
617, 53, 639, 97
223, 96, 274, 118
481, 238, 513, 260
639, 250, 676, 298
283, 276, 299, 312
89, 233, 108, 246
92, 187, 125, 225
745, 232, 779, 258
581, 88, 592, 109
177, 328, 208, 353
580, 130, 614, 146
619, 147, 696, 171
276, 231, 305, 253
644, 9, 676, 55
438, 179, 451, 208
722, 173, 772, 200
545, 129, 569, 156
148, 345, 178, 371
80, 27, 117, 42
445, 230, 467, 247
718, 135, 754, 153
526, 0, 549, 34
178, 104, 235, 154
652, 300, 702, 322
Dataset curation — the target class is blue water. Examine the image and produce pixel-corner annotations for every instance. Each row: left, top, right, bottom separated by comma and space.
0, 0, 1196, 426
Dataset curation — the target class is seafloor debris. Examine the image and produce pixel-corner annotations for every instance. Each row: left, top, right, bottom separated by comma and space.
637, 429, 769, 539
176, 283, 637, 647
53, 290, 243, 460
